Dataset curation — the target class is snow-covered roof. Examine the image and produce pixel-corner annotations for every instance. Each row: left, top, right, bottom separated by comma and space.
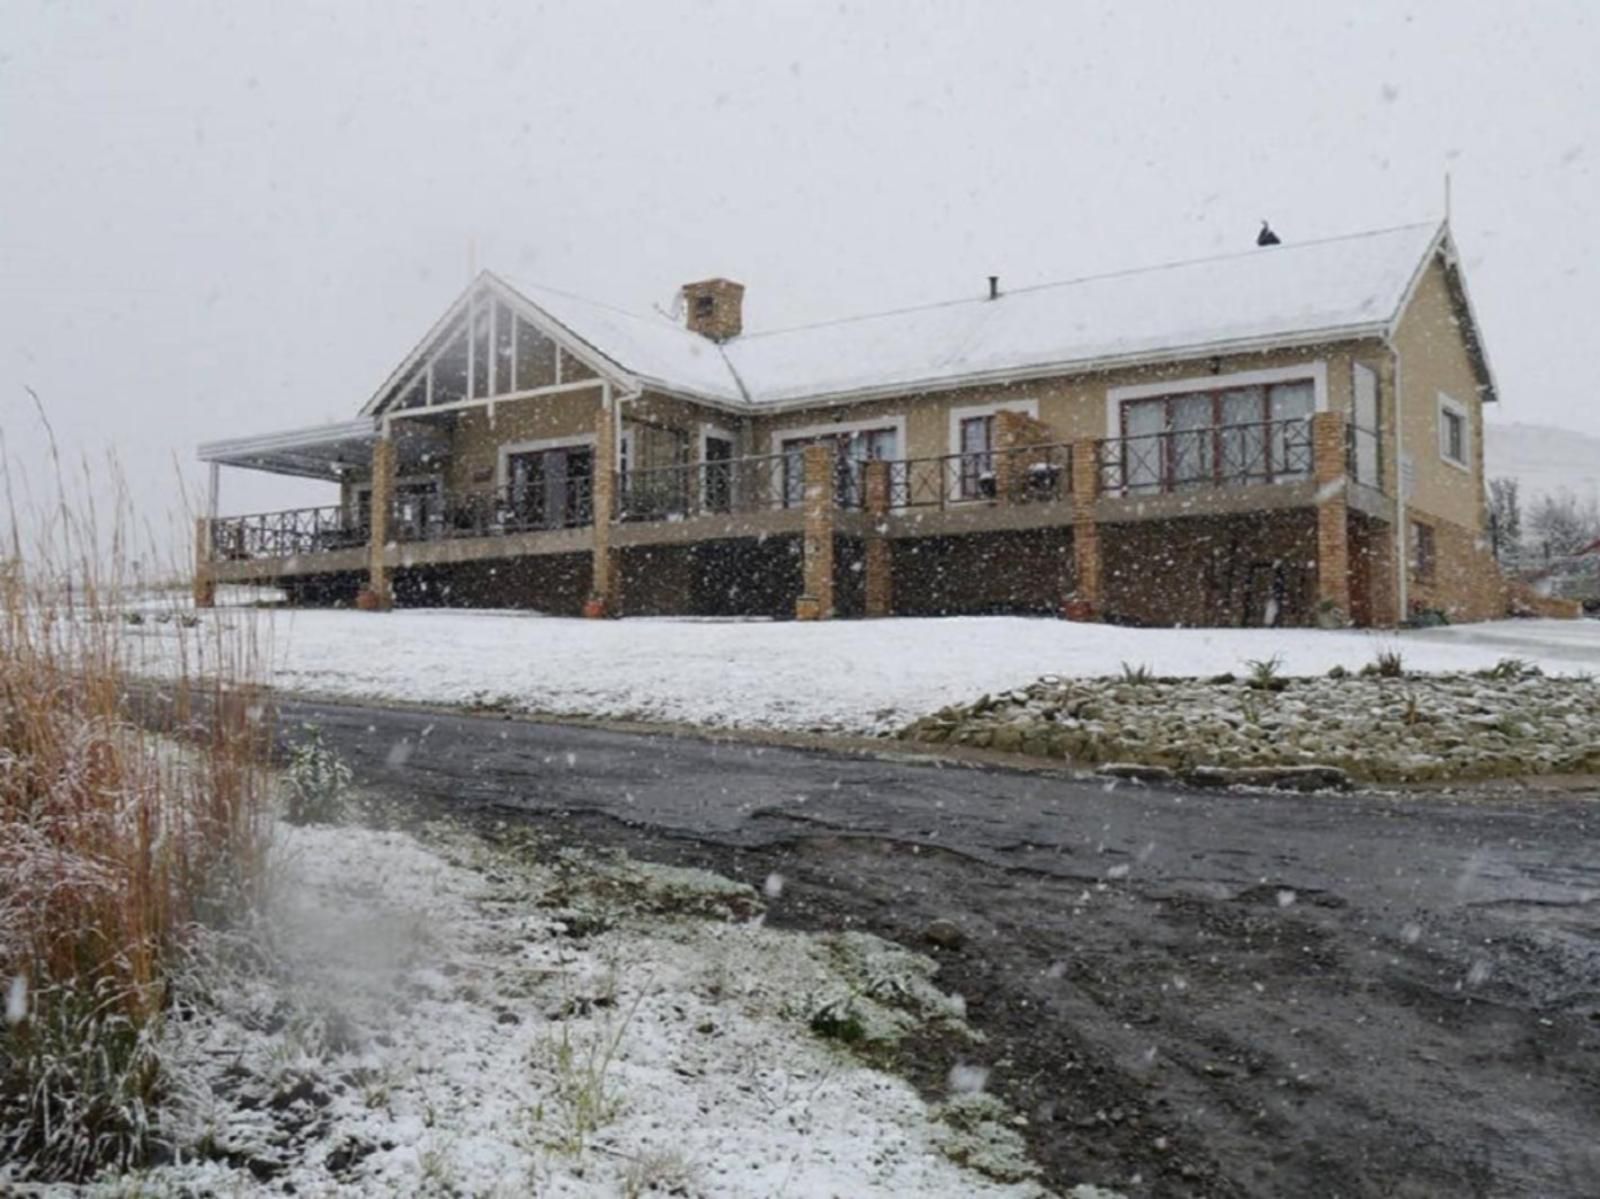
499, 278, 747, 405
496, 221, 1451, 408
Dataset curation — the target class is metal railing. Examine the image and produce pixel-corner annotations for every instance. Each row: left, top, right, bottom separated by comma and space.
887, 443, 1072, 509
210, 505, 366, 560
617, 452, 792, 521
390, 479, 595, 542
1097, 418, 1313, 496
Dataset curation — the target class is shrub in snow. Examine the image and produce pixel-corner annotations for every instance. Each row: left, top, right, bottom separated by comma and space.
282, 727, 354, 826
0, 537, 271, 1182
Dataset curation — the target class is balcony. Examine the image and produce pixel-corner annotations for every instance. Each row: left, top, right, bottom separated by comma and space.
205, 420, 1383, 582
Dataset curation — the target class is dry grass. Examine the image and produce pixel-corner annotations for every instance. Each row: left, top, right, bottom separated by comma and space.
0, 458, 273, 1181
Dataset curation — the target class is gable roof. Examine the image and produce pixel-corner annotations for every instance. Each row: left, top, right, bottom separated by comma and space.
723, 222, 1452, 405
372, 221, 1488, 416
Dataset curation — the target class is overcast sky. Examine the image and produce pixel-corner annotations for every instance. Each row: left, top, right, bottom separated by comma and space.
2, 1, 1596, 562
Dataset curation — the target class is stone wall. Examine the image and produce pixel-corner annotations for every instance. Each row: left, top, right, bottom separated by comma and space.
890, 528, 1073, 616
1407, 512, 1508, 622
1102, 511, 1318, 627
392, 553, 593, 613
619, 537, 803, 617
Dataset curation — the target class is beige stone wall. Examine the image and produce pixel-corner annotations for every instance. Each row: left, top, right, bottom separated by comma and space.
1407, 512, 1507, 623
443, 385, 606, 492
747, 342, 1375, 464
1391, 257, 1488, 533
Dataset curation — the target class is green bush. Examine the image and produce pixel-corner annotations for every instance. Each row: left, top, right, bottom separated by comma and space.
283, 728, 354, 826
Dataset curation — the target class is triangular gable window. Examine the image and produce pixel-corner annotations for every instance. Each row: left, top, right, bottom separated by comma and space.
374, 285, 586, 414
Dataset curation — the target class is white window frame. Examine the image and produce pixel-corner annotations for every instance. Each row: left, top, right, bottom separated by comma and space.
1104, 362, 1328, 434
1436, 393, 1471, 472
698, 423, 736, 509
775, 415, 908, 511
946, 398, 1039, 502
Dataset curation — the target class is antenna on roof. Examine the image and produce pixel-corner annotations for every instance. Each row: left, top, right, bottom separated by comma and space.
1444, 171, 1453, 223
1257, 220, 1281, 247
467, 236, 478, 283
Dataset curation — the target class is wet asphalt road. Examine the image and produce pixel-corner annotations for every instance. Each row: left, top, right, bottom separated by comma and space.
286, 696, 1600, 1199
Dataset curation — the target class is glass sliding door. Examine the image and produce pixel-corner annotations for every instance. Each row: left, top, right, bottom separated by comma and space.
506, 445, 594, 529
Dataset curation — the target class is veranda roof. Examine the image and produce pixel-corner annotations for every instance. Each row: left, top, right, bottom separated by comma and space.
198, 417, 444, 481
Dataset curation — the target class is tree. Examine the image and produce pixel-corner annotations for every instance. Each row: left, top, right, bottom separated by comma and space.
1526, 488, 1600, 561
1488, 477, 1522, 568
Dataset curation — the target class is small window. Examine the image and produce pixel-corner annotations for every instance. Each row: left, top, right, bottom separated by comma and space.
1438, 395, 1470, 469
1411, 520, 1437, 584
694, 294, 716, 318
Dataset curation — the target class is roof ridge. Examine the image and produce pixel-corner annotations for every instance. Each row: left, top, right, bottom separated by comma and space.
735, 220, 1442, 342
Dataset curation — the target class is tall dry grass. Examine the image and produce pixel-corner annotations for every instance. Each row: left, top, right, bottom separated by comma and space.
0, 445, 274, 1180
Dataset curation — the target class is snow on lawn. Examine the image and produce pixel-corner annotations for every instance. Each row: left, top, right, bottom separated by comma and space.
141, 608, 1600, 736
93, 822, 1060, 1198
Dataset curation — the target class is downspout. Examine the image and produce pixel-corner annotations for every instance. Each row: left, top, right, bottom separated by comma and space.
1387, 337, 1408, 622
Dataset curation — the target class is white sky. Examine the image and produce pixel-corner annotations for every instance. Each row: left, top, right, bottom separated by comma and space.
1, 1, 1595, 564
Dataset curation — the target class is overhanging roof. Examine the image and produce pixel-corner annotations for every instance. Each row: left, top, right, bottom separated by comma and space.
487, 221, 1480, 408
198, 418, 384, 481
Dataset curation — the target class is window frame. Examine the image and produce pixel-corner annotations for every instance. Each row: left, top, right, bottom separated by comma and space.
1437, 393, 1471, 472
1410, 519, 1437, 585
947, 398, 1039, 502
1115, 380, 1314, 492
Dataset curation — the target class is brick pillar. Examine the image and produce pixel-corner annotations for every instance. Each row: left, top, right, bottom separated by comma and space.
863, 459, 893, 617
1312, 411, 1350, 624
1366, 518, 1399, 628
363, 435, 395, 611
993, 410, 1023, 502
192, 516, 216, 609
795, 443, 836, 620
1067, 437, 1102, 621
586, 401, 618, 618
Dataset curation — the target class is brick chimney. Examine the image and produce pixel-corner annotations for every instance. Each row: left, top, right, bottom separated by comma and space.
682, 277, 745, 342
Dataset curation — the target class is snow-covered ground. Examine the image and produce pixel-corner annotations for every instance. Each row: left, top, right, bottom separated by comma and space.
87, 822, 1066, 1197
136, 606, 1599, 735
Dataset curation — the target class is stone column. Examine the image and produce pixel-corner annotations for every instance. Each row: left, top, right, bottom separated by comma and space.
863, 459, 892, 617
1067, 437, 1102, 621
1311, 411, 1350, 624
1365, 518, 1399, 629
586, 397, 619, 618
192, 516, 216, 609
362, 435, 395, 611
795, 443, 836, 620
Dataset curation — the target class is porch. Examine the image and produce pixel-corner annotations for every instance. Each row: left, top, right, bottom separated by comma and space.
199, 411, 1395, 625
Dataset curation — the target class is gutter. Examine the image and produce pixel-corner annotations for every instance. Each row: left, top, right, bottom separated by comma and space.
1387, 335, 1409, 621
717, 320, 1395, 415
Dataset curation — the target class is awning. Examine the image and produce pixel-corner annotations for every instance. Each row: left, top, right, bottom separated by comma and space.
197, 418, 446, 481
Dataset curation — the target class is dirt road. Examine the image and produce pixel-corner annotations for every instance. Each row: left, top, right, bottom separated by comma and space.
288, 697, 1600, 1198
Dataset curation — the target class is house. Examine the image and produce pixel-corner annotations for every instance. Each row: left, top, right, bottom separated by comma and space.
196, 220, 1512, 627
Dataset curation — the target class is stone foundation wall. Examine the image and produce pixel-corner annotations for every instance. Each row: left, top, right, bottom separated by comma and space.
1102, 511, 1318, 627
889, 528, 1074, 616
392, 553, 593, 613
620, 537, 803, 617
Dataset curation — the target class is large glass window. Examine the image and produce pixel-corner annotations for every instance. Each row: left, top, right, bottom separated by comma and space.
781, 427, 899, 508
505, 445, 594, 529
514, 317, 558, 390
1117, 377, 1315, 492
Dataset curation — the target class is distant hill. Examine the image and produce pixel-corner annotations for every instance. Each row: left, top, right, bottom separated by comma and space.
1484, 420, 1600, 506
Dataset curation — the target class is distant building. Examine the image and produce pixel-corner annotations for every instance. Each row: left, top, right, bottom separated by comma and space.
197, 222, 1515, 627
